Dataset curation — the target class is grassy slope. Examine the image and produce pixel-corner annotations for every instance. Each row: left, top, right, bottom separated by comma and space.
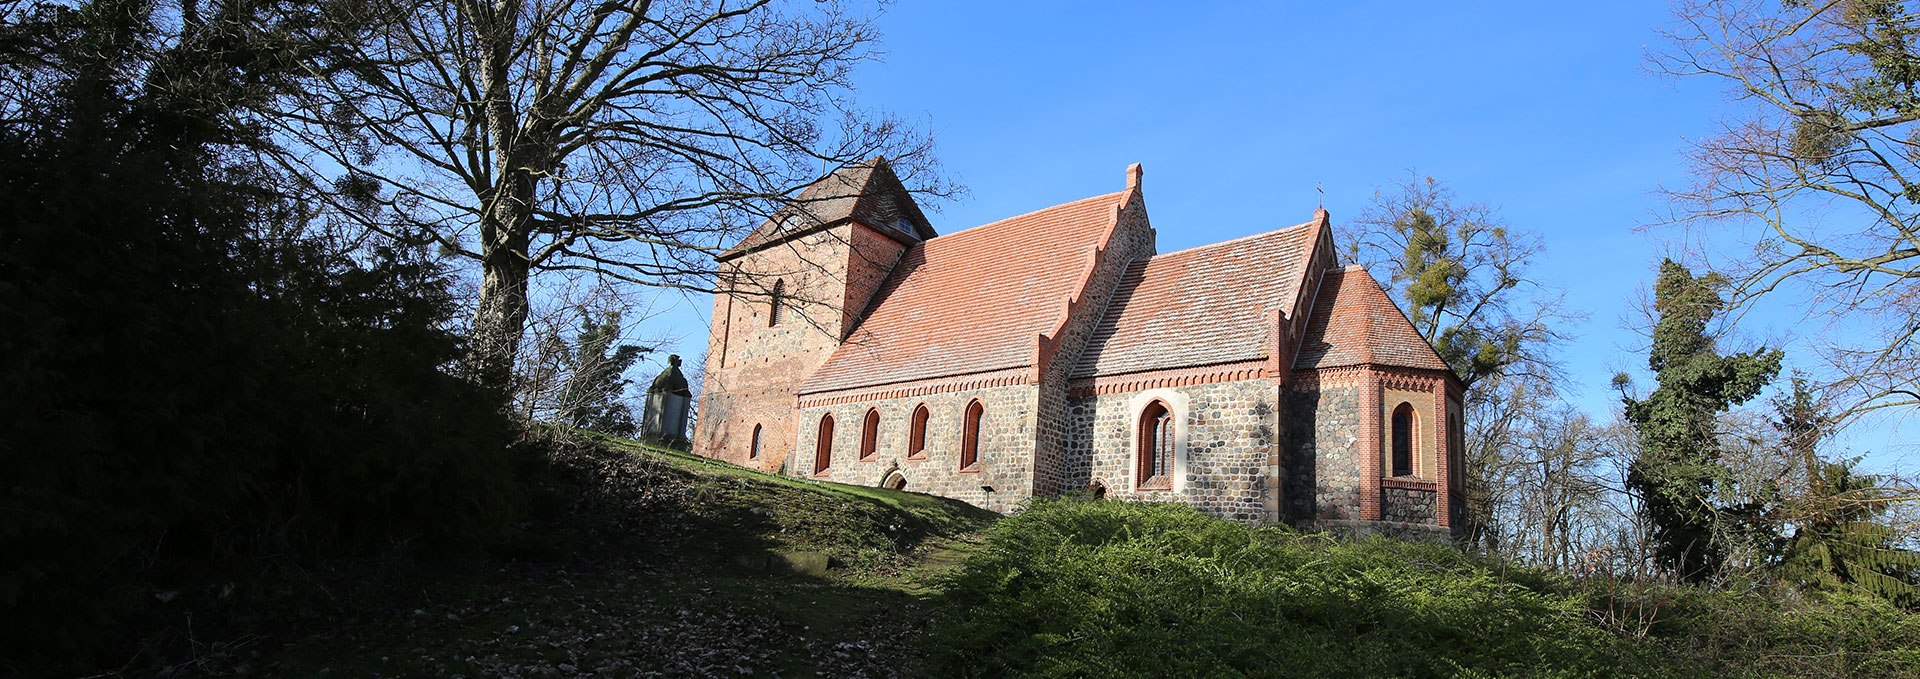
238, 433, 996, 678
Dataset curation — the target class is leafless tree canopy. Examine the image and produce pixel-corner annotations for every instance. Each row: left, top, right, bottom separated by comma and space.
267, 0, 946, 385
1656, 0, 1920, 418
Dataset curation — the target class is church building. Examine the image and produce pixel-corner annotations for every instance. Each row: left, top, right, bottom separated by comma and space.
696, 159, 1465, 535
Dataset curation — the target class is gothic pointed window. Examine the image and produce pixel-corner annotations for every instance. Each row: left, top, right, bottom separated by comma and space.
749, 424, 762, 460
814, 413, 834, 475
959, 400, 983, 471
1392, 403, 1416, 477
1137, 400, 1174, 490
907, 404, 929, 459
768, 279, 786, 327
859, 408, 880, 460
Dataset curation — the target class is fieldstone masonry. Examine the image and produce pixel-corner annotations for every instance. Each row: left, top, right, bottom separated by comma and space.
695, 159, 1468, 537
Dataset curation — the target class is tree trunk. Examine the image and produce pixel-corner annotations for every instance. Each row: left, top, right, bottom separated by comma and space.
470, 227, 530, 389
466, 0, 535, 390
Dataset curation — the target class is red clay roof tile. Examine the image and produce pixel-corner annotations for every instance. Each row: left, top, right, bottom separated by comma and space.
1071, 221, 1320, 378
798, 191, 1129, 394
1294, 265, 1453, 373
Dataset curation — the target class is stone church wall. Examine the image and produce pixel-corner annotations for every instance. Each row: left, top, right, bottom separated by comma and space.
1382, 485, 1437, 524
698, 226, 860, 473
794, 382, 1038, 512
1282, 378, 1364, 524
1033, 188, 1157, 498
1064, 378, 1277, 522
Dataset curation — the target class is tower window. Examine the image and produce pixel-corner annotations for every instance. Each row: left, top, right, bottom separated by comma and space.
859, 408, 880, 460
959, 400, 983, 471
814, 413, 834, 475
749, 424, 762, 460
1137, 400, 1174, 490
768, 279, 785, 327
1392, 402, 1416, 477
907, 404, 929, 459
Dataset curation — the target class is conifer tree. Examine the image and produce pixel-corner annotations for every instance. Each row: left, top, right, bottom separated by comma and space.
1623, 259, 1783, 581
556, 311, 647, 435
1773, 378, 1920, 605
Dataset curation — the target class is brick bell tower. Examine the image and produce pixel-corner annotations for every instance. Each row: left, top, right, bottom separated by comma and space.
696, 158, 935, 472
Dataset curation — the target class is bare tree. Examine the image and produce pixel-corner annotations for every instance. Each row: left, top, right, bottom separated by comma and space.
1352, 174, 1581, 549
272, 0, 946, 386
1655, 0, 1920, 419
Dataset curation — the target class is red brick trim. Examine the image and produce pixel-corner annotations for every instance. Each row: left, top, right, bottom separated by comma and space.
1035, 192, 1135, 381
1067, 360, 1268, 398
1380, 370, 1442, 392
1287, 365, 1368, 390
796, 368, 1032, 407
1360, 368, 1384, 521
1381, 477, 1438, 491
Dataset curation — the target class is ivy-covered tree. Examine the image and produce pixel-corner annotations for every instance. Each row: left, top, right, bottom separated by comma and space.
1623, 259, 1784, 582
1657, 0, 1920, 417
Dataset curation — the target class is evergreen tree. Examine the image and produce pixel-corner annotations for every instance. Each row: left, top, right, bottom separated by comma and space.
557, 311, 647, 435
0, 2, 521, 671
1623, 259, 1783, 581
1772, 378, 1920, 605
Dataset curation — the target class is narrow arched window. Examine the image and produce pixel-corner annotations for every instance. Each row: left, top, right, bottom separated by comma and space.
1392, 402, 1416, 477
907, 404, 929, 459
859, 408, 880, 460
814, 413, 834, 475
749, 424, 762, 460
1137, 400, 1174, 490
768, 279, 786, 327
959, 400, 983, 470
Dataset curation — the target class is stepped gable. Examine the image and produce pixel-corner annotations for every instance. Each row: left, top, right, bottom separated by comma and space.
717, 157, 936, 261
799, 191, 1130, 394
1070, 219, 1319, 379
1293, 265, 1453, 373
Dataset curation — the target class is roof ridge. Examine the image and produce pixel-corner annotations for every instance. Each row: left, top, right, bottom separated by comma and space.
1286, 217, 1335, 372
928, 190, 1128, 243
1147, 218, 1318, 260
1034, 181, 1143, 380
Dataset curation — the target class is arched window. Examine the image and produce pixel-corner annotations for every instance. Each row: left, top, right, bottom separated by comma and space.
1087, 480, 1108, 500
1137, 400, 1174, 490
749, 424, 762, 460
859, 408, 880, 460
768, 279, 786, 327
883, 470, 907, 491
959, 400, 983, 471
1392, 402, 1416, 477
907, 404, 929, 459
814, 413, 834, 475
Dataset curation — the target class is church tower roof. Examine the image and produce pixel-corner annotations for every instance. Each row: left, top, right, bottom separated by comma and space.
717, 157, 935, 262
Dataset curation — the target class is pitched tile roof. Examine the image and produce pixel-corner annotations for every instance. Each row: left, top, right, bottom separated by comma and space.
1071, 220, 1320, 379
718, 157, 935, 261
798, 191, 1130, 394
1293, 265, 1453, 373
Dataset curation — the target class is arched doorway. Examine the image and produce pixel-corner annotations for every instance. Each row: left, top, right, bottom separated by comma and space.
881, 470, 908, 491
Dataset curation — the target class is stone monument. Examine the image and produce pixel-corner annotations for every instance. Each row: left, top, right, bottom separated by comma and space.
642, 354, 692, 448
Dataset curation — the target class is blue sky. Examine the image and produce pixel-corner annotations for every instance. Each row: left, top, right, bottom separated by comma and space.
643, 1, 1914, 471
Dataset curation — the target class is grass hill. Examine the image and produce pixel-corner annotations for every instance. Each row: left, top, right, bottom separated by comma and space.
190, 433, 1917, 678
207, 432, 995, 677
